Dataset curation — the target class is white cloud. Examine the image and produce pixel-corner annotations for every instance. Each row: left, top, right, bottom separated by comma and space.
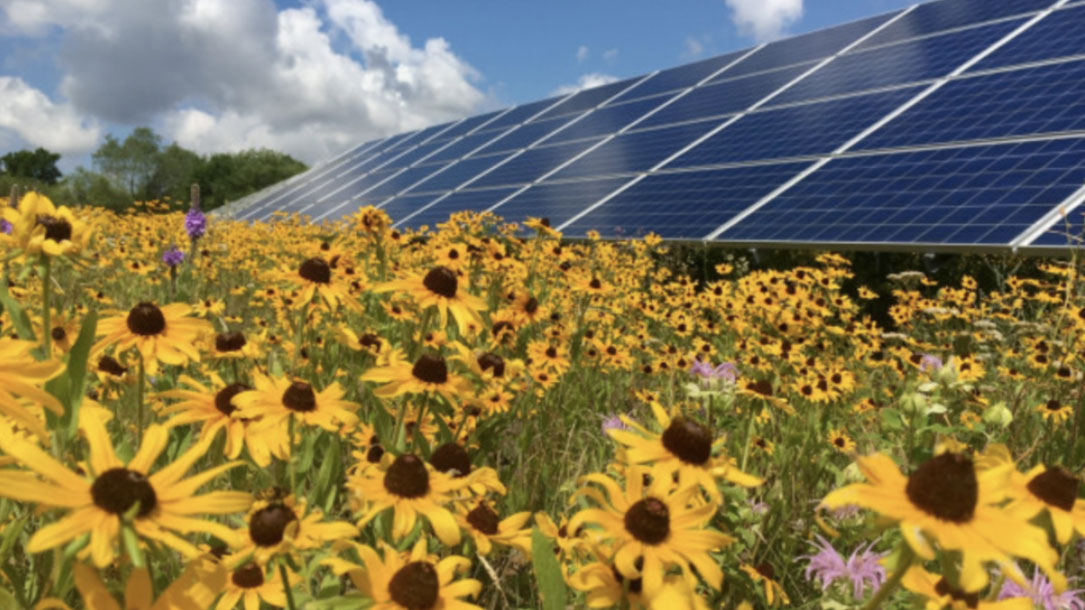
0, 0, 489, 164
725, 0, 803, 42
683, 35, 706, 59
0, 76, 101, 153
603, 48, 618, 63
551, 73, 618, 96
576, 44, 588, 63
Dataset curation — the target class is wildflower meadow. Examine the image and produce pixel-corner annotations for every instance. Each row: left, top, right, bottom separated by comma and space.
1, 191, 1084, 609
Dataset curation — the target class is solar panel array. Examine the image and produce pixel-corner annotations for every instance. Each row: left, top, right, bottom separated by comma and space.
229, 0, 1085, 252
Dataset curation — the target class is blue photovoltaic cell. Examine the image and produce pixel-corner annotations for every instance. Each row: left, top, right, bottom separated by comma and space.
469, 139, 605, 189
640, 64, 812, 129
361, 163, 452, 199
406, 153, 511, 194
563, 163, 813, 239
545, 96, 671, 145
382, 139, 451, 169
856, 60, 1085, 151
469, 114, 582, 156
490, 177, 633, 228
399, 187, 523, 228
668, 86, 919, 169
972, 5, 1085, 72
720, 137, 1085, 245
548, 120, 719, 181
427, 110, 503, 143
607, 50, 748, 105
853, 0, 1053, 51
425, 128, 511, 163
725, 13, 896, 79
484, 98, 563, 130
775, 19, 1023, 105
383, 130, 427, 153
533, 78, 641, 121
378, 193, 438, 224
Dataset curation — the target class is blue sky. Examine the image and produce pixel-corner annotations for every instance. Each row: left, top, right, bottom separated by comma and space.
0, 0, 915, 171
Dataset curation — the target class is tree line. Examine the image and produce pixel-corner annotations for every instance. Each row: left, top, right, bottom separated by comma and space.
0, 127, 307, 212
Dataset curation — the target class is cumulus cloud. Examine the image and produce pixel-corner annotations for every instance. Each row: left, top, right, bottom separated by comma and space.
551, 73, 618, 96
0, 76, 101, 153
0, 0, 489, 164
725, 0, 803, 42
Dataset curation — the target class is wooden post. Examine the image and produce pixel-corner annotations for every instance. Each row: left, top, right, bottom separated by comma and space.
190, 183, 201, 212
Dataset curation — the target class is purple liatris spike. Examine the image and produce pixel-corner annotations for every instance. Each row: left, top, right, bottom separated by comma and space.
185, 208, 206, 239
999, 569, 1085, 610
0, 219, 11, 235
601, 413, 629, 433
919, 354, 943, 372
162, 246, 185, 267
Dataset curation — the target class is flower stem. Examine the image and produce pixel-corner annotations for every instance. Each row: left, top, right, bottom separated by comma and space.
861, 544, 914, 610
136, 355, 145, 446
279, 561, 297, 610
41, 255, 51, 356
288, 414, 298, 495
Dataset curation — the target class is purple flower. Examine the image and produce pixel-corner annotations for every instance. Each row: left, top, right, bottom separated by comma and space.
185, 209, 206, 239
690, 360, 738, 385
601, 413, 629, 434
801, 536, 887, 600
749, 499, 769, 515
919, 354, 943, 372
0, 219, 11, 235
162, 246, 185, 267
999, 569, 1085, 610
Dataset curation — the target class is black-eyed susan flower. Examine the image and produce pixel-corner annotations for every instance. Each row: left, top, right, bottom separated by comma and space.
214, 561, 296, 610
740, 563, 790, 606
361, 352, 471, 406
454, 500, 531, 555
568, 467, 733, 598
821, 452, 1064, 592
0, 337, 64, 440
94, 301, 212, 374
374, 266, 485, 333
0, 413, 251, 567
827, 429, 855, 453
3, 192, 92, 257
607, 402, 761, 503
58, 556, 226, 610
1037, 399, 1073, 424
901, 566, 1030, 610
228, 494, 357, 566
233, 372, 358, 436
349, 453, 469, 546
281, 255, 360, 312
1004, 461, 1085, 545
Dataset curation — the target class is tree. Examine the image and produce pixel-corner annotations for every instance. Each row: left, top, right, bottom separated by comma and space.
196, 149, 307, 210
1, 148, 62, 185
147, 143, 204, 204
92, 127, 162, 198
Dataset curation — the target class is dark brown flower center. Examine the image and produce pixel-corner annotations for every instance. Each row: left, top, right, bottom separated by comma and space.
126, 302, 166, 336
524, 297, 539, 314
231, 563, 265, 589
1027, 466, 1079, 512
904, 452, 977, 523
411, 354, 448, 384
934, 577, 980, 608
1046, 399, 1062, 411
91, 468, 157, 518
51, 326, 66, 341
756, 562, 776, 580
281, 381, 316, 412
429, 442, 472, 477
366, 444, 384, 463
422, 266, 457, 298
747, 380, 774, 397
359, 333, 382, 350
384, 454, 430, 498
660, 416, 712, 465
388, 561, 440, 610
214, 383, 250, 416
466, 503, 500, 535
611, 565, 643, 594
834, 437, 846, 448
36, 214, 72, 242
249, 503, 297, 546
215, 331, 247, 352
477, 353, 506, 377
624, 498, 670, 544
97, 355, 128, 377
298, 257, 331, 284
589, 278, 602, 290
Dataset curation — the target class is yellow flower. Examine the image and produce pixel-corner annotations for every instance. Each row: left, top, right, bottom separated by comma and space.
901, 566, 1031, 610
36, 556, 227, 610
0, 337, 64, 440
3, 192, 92, 257
234, 372, 359, 437
373, 266, 485, 333
361, 351, 472, 406
94, 302, 212, 374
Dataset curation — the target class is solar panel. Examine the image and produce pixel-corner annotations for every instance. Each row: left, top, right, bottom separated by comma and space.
970, 4, 1085, 71
240, 0, 1085, 253
855, 59, 1085, 151
852, 0, 1054, 51
638, 64, 814, 129
561, 164, 815, 239
773, 19, 1024, 105
717, 137, 1085, 245
667, 87, 921, 169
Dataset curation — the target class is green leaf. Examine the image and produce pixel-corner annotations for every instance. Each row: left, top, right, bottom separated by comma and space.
121, 523, 145, 568
302, 593, 372, 610
0, 278, 35, 341
0, 586, 19, 610
530, 527, 566, 610
62, 310, 97, 439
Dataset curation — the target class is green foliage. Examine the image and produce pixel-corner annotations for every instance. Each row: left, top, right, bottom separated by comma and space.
195, 148, 308, 210
92, 127, 163, 198
1, 147, 62, 185
531, 528, 567, 610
